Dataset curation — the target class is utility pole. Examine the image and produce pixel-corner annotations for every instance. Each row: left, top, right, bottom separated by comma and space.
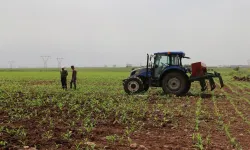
57, 58, 64, 68
41, 56, 50, 71
8, 61, 15, 70
248, 59, 250, 67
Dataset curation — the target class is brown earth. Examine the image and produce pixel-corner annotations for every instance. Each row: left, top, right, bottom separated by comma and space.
1, 84, 250, 149
233, 76, 250, 82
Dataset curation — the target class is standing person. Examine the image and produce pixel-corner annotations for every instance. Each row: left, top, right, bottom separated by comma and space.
70, 65, 77, 89
60, 67, 68, 90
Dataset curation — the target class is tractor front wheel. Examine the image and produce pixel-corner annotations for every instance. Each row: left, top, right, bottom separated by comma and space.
123, 77, 144, 94
162, 72, 189, 96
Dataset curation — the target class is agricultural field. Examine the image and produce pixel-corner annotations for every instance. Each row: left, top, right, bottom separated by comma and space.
0, 67, 250, 150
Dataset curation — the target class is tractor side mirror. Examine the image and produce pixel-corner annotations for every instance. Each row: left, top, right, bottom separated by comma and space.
184, 57, 191, 59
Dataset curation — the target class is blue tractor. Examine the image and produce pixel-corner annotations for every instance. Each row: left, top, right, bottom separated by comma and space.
123, 51, 224, 96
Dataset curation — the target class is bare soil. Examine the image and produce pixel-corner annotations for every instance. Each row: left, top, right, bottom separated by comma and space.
1, 83, 250, 149
233, 76, 250, 82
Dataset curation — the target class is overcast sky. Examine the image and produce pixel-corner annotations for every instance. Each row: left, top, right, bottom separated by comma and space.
0, 0, 250, 68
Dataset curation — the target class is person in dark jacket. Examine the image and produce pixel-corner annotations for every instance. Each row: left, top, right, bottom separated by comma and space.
70, 65, 77, 89
60, 67, 68, 90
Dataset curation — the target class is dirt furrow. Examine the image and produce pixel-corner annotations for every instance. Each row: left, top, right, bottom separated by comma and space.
216, 95, 250, 149
198, 98, 232, 149
224, 84, 250, 124
131, 98, 198, 149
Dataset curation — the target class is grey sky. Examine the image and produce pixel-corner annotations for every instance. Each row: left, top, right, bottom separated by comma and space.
0, 0, 250, 68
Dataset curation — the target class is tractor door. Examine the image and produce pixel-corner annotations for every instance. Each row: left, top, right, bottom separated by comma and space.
153, 54, 170, 78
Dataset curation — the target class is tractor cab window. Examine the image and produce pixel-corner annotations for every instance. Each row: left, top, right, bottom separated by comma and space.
154, 55, 170, 78
171, 55, 181, 66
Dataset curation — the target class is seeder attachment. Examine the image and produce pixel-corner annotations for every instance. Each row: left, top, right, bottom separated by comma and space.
190, 71, 224, 91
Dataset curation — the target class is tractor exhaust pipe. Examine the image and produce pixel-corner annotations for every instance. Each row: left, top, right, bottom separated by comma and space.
146, 54, 149, 80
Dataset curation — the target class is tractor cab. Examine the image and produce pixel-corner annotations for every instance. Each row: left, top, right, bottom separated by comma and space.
150, 52, 188, 79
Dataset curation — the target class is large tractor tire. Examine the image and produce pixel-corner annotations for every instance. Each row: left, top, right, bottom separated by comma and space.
143, 84, 150, 92
183, 81, 191, 95
123, 77, 144, 94
162, 72, 189, 96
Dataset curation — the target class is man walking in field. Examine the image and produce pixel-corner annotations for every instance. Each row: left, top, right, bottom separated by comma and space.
70, 65, 77, 89
60, 67, 68, 90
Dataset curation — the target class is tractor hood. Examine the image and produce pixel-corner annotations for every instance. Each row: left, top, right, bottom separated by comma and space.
130, 67, 148, 77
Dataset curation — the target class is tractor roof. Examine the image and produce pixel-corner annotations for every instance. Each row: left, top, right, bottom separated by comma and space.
154, 51, 185, 57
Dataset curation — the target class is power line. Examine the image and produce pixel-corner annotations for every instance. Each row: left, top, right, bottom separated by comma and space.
41, 56, 50, 70
57, 58, 64, 68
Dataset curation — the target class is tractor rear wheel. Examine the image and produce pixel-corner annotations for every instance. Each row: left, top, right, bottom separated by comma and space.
162, 72, 189, 96
184, 81, 191, 94
123, 77, 144, 94
143, 84, 150, 92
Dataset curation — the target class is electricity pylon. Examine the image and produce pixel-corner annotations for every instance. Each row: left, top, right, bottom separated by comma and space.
8, 61, 15, 70
41, 56, 50, 71
57, 58, 64, 68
